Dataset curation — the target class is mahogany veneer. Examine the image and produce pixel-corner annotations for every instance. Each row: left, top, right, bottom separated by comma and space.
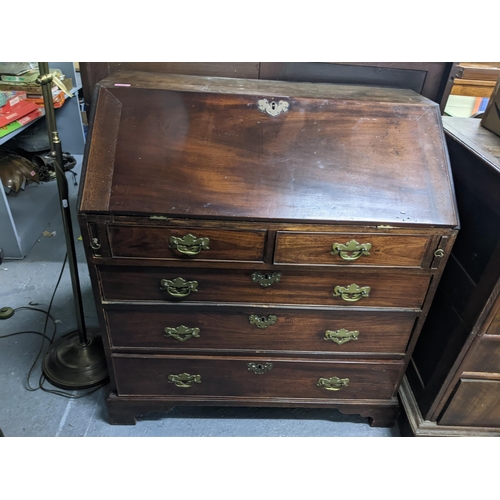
78, 72, 458, 426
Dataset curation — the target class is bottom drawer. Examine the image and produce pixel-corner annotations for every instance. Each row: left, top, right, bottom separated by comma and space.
439, 378, 500, 427
113, 355, 403, 400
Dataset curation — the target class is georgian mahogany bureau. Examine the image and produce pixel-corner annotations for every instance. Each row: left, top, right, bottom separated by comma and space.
401, 117, 500, 436
77, 72, 458, 426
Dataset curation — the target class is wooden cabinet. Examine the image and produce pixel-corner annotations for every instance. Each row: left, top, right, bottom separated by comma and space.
401, 117, 500, 436
78, 72, 458, 426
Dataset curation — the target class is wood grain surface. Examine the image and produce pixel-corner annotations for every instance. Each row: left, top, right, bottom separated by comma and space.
80, 74, 458, 228
112, 354, 403, 400
105, 306, 417, 355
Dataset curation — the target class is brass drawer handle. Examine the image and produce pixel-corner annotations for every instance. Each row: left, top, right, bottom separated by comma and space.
168, 372, 201, 388
160, 277, 199, 298
317, 376, 350, 391
247, 362, 273, 374
249, 314, 278, 329
251, 271, 281, 288
331, 239, 371, 261
333, 283, 370, 302
169, 233, 210, 256
164, 325, 200, 342
324, 328, 359, 345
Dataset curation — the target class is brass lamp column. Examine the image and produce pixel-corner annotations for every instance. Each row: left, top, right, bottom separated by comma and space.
38, 62, 108, 389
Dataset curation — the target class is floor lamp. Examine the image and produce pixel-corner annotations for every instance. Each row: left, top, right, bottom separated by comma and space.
38, 62, 108, 389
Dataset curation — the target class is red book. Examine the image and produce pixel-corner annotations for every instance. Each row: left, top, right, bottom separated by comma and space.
17, 107, 43, 126
0, 99, 39, 127
0, 107, 44, 138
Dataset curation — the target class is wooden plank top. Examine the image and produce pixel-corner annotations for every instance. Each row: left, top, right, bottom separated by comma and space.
442, 117, 500, 171
79, 72, 459, 227
97, 70, 430, 103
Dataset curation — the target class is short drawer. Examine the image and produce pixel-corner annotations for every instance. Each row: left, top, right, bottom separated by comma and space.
274, 232, 433, 268
113, 354, 404, 400
99, 266, 430, 308
106, 307, 417, 355
461, 336, 500, 375
107, 225, 267, 262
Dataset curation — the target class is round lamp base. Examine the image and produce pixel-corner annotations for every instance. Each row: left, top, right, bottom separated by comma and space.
42, 331, 109, 390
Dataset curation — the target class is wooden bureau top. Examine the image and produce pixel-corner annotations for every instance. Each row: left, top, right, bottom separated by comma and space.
79, 72, 458, 228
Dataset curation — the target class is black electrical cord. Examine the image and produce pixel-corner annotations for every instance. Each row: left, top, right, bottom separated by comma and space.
1, 252, 107, 399
24, 253, 67, 392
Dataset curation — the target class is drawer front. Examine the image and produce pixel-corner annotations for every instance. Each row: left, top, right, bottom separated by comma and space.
99, 266, 430, 308
106, 307, 416, 355
274, 232, 433, 268
439, 379, 500, 427
461, 336, 500, 375
113, 355, 403, 400
107, 225, 266, 262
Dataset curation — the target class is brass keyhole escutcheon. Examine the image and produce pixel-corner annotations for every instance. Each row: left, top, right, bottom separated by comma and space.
249, 314, 278, 329
251, 271, 281, 288
257, 98, 289, 117
247, 362, 273, 374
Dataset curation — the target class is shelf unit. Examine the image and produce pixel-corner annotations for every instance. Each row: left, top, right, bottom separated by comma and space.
0, 62, 85, 259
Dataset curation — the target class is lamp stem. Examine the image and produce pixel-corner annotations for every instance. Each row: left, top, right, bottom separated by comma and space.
36, 62, 108, 389
38, 62, 88, 346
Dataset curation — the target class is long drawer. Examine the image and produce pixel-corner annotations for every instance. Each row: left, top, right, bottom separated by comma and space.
99, 266, 430, 308
274, 231, 433, 268
113, 354, 404, 400
106, 307, 416, 355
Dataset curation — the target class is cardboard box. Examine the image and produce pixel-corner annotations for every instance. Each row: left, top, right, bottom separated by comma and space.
481, 76, 500, 137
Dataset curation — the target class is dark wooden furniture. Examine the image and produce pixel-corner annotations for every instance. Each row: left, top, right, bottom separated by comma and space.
80, 62, 457, 114
77, 72, 458, 426
401, 117, 500, 436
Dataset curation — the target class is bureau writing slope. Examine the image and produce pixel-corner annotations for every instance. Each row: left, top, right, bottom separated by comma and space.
78, 72, 458, 426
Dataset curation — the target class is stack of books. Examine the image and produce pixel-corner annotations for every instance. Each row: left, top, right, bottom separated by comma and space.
0, 90, 45, 139
0, 66, 73, 113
